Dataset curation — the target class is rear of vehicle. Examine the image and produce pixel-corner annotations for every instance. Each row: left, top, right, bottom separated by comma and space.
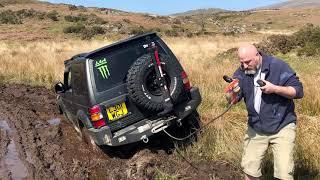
79, 33, 201, 146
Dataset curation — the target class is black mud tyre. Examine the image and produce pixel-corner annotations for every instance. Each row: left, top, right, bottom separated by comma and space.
81, 127, 103, 154
127, 53, 183, 112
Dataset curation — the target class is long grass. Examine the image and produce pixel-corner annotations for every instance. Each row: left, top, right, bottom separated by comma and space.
0, 35, 319, 179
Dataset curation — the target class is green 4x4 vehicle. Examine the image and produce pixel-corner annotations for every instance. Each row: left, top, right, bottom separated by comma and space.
55, 32, 202, 150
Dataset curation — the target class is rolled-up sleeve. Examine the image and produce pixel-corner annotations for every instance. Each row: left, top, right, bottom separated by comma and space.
280, 64, 304, 99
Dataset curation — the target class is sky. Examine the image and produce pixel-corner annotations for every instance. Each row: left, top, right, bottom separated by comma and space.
42, 0, 287, 15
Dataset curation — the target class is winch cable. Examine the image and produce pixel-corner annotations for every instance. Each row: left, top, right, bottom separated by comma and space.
163, 103, 233, 141
163, 103, 233, 175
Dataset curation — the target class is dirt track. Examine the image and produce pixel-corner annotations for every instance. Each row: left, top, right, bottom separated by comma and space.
0, 84, 241, 180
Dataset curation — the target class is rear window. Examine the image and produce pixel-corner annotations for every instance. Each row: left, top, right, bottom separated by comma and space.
91, 41, 166, 92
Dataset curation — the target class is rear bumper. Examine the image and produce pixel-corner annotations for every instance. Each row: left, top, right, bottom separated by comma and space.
88, 87, 201, 146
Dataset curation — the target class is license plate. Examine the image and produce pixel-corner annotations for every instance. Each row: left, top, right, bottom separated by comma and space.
107, 102, 128, 121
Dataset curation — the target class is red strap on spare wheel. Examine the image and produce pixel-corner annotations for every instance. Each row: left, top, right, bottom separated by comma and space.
154, 47, 161, 66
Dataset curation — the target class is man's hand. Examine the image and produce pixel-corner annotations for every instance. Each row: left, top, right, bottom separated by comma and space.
224, 79, 240, 104
260, 80, 297, 99
259, 80, 277, 94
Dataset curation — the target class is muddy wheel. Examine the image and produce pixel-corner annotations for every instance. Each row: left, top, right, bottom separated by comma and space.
81, 127, 102, 153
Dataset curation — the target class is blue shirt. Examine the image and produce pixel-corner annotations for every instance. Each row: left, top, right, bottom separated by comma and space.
233, 53, 304, 134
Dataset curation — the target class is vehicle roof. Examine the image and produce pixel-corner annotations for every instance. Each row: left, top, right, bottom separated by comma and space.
64, 32, 158, 66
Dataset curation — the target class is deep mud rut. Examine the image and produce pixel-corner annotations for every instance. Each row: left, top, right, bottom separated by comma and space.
0, 84, 242, 180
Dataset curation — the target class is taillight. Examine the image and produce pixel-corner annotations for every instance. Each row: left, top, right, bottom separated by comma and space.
89, 105, 106, 128
181, 71, 191, 90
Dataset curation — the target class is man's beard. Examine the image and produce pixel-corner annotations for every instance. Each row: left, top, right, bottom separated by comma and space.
244, 64, 261, 75
245, 69, 257, 75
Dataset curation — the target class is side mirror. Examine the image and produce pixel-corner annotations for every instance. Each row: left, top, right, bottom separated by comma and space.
55, 82, 65, 93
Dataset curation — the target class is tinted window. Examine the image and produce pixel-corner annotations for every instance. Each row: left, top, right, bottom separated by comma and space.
92, 41, 166, 92
71, 63, 88, 95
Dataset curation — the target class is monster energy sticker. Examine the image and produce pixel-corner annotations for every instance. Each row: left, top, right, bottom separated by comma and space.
95, 58, 110, 79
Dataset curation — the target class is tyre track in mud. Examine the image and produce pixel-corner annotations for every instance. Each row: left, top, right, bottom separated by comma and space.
0, 84, 242, 180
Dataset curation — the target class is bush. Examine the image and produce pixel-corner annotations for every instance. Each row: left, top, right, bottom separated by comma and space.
64, 14, 87, 22
123, 18, 130, 23
68, 5, 78, 11
297, 43, 320, 56
256, 25, 320, 56
294, 24, 320, 48
164, 29, 179, 37
186, 32, 194, 38
0, 10, 22, 24
173, 18, 182, 25
90, 16, 107, 25
63, 23, 85, 33
129, 26, 145, 35
80, 29, 94, 40
47, 10, 59, 21
91, 26, 105, 35
80, 26, 105, 40
16, 9, 37, 18
267, 34, 297, 54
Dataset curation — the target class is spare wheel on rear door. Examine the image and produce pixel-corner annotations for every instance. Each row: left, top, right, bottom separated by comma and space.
126, 53, 183, 112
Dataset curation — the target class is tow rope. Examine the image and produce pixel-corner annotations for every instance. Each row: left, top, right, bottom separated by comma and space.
163, 104, 233, 175
163, 104, 233, 141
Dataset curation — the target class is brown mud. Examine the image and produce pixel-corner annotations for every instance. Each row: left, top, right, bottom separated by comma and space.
0, 84, 242, 180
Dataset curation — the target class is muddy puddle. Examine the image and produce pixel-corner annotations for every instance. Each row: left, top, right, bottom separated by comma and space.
0, 120, 28, 179
47, 118, 61, 126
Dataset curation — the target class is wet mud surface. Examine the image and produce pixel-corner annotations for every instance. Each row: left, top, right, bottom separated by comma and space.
0, 84, 242, 180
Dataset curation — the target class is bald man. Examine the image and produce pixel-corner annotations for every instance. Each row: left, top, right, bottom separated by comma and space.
228, 44, 304, 180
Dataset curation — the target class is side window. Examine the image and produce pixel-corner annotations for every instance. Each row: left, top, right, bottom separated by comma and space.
71, 63, 88, 96
63, 67, 72, 90
67, 72, 72, 88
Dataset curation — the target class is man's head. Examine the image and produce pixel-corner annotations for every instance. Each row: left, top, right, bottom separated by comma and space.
237, 43, 262, 75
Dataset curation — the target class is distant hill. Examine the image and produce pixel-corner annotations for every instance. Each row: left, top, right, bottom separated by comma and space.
261, 0, 320, 9
0, 0, 36, 4
171, 8, 229, 16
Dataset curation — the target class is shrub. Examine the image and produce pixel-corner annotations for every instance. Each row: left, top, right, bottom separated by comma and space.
80, 29, 94, 40
80, 26, 105, 40
173, 18, 182, 25
129, 26, 145, 35
294, 24, 320, 48
64, 14, 87, 22
68, 5, 78, 11
297, 43, 320, 56
123, 18, 130, 23
36, 12, 46, 20
47, 10, 59, 21
148, 27, 161, 33
16, 9, 37, 18
0, 10, 22, 24
90, 16, 107, 25
267, 34, 297, 54
91, 26, 105, 35
164, 29, 179, 37
63, 23, 85, 33
186, 32, 194, 38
